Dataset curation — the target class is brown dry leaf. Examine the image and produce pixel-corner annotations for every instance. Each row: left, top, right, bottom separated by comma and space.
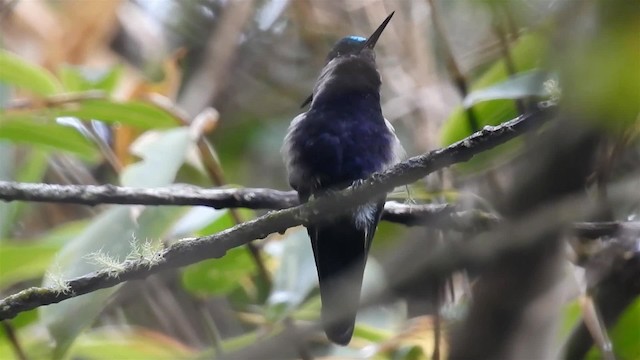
113, 49, 187, 166
44, 0, 123, 67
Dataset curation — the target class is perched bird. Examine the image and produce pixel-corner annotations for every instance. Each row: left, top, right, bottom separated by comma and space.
282, 12, 403, 345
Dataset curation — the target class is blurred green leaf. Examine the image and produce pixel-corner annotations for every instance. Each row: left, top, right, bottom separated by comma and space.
0, 243, 60, 289
265, 229, 317, 322
182, 244, 255, 296
586, 297, 640, 360
0, 50, 62, 96
440, 33, 546, 146
58, 65, 122, 94
179, 208, 263, 299
53, 99, 178, 129
0, 148, 50, 239
0, 116, 99, 160
353, 323, 390, 343
195, 209, 235, 237
40, 207, 139, 359
557, 299, 582, 342
169, 206, 228, 238
121, 128, 193, 187
462, 70, 551, 108
561, 17, 640, 131
41, 124, 194, 358
41, 206, 188, 359
67, 327, 196, 360
390, 345, 427, 360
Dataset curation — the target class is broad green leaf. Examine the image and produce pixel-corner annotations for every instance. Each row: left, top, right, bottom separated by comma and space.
58, 65, 122, 94
181, 209, 254, 296
53, 99, 178, 129
0, 116, 99, 160
353, 323, 392, 343
169, 206, 228, 238
0, 243, 60, 289
462, 70, 552, 108
561, 19, 640, 131
0, 148, 49, 239
182, 244, 255, 296
67, 328, 196, 360
0, 50, 62, 96
265, 228, 317, 322
557, 299, 581, 343
0, 326, 195, 360
586, 297, 640, 360
121, 127, 193, 187
40, 207, 139, 359
40, 206, 188, 359
440, 33, 547, 146
41, 122, 195, 357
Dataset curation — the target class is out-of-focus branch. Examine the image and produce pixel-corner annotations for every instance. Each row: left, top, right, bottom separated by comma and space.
0, 104, 556, 320
2, 179, 638, 238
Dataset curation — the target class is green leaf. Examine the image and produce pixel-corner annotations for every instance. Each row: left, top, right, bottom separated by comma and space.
462, 70, 551, 108
182, 244, 256, 296
265, 228, 317, 322
0, 243, 60, 289
40, 207, 138, 359
68, 329, 195, 360
40, 206, 187, 359
586, 297, 640, 360
440, 33, 547, 146
54, 99, 178, 129
40, 121, 195, 357
557, 299, 581, 343
0, 50, 62, 96
0, 115, 99, 160
58, 65, 122, 94
181, 208, 253, 297
120, 127, 193, 187
169, 206, 228, 238
0, 148, 50, 238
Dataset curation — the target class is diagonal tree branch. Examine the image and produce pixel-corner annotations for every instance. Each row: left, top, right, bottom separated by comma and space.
0, 104, 558, 320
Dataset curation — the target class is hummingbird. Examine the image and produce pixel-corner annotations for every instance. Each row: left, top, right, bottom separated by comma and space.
282, 12, 403, 345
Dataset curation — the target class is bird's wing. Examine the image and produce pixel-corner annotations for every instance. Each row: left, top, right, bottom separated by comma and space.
282, 112, 309, 196
384, 118, 406, 168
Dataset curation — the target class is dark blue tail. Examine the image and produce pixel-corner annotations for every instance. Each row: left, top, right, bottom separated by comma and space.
309, 216, 367, 345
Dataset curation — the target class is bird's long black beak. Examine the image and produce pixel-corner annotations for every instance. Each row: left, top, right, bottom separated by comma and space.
361, 12, 395, 51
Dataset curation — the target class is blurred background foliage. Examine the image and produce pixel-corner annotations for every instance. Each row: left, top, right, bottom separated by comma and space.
0, 0, 638, 359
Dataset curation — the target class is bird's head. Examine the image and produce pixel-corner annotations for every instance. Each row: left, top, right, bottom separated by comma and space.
302, 12, 394, 108
326, 11, 395, 63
